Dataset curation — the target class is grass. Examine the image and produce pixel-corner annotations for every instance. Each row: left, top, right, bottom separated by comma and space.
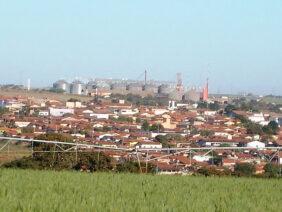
0, 169, 281, 211
0, 89, 93, 102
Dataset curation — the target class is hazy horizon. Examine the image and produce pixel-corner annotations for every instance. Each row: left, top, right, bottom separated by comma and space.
1, 1, 282, 95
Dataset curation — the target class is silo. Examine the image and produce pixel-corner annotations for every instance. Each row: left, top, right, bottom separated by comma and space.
53, 80, 70, 93
184, 88, 201, 102
143, 84, 158, 95
96, 81, 111, 90
86, 81, 97, 93
111, 83, 127, 94
158, 84, 174, 94
169, 90, 184, 101
70, 80, 85, 95
127, 83, 143, 95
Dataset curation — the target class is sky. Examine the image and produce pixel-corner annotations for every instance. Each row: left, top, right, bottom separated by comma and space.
0, 0, 282, 95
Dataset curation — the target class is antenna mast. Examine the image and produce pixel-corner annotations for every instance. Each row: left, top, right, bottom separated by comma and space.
145, 70, 147, 85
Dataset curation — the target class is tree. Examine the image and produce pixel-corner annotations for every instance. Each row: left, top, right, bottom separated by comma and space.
49, 88, 65, 93
264, 163, 281, 178
116, 161, 156, 173
141, 121, 150, 131
67, 98, 80, 102
73, 152, 113, 172
199, 130, 214, 137
209, 102, 220, 111
21, 127, 34, 134
155, 135, 171, 148
3, 133, 113, 172
267, 121, 279, 134
224, 104, 236, 115
197, 167, 231, 177
149, 124, 164, 132
0, 107, 9, 115
246, 122, 263, 135
234, 163, 255, 177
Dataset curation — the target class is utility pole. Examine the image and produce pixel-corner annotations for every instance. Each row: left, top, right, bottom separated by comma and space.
145, 70, 147, 85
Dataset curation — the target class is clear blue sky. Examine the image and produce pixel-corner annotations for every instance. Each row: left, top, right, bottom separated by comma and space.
0, 0, 282, 95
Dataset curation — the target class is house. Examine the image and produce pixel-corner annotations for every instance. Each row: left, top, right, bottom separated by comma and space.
118, 108, 139, 116
15, 121, 31, 128
222, 158, 236, 167
161, 114, 177, 130
66, 101, 82, 108
38, 111, 49, 116
152, 108, 169, 116
193, 155, 212, 162
204, 111, 217, 116
49, 108, 74, 117
247, 141, 265, 149
248, 113, 269, 126
135, 141, 162, 149
98, 141, 118, 149
90, 113, 110, 119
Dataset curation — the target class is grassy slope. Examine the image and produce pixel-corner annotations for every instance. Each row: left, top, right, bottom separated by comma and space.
0, 89, 93, 102
0, 169, 281, 212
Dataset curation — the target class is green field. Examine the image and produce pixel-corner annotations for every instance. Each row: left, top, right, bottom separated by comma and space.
0, 169, 281, 212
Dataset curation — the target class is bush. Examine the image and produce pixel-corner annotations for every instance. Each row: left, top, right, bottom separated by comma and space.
234, 163, 255, 177
116, 161, 156, 173
197, 167, 232, 177
264, 163, 282, 178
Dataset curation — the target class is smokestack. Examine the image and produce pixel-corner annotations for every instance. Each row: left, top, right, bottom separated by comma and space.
202, 78, 209, 101
145, 70, 147, 85
27, 79, 31, 91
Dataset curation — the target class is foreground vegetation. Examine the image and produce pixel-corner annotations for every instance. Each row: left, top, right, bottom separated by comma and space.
0, 169, 281, 211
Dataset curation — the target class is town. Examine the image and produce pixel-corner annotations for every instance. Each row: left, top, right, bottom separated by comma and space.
1, 79, 282, 177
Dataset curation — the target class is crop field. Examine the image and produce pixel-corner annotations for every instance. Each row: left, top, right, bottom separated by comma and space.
0, 169, 281, 211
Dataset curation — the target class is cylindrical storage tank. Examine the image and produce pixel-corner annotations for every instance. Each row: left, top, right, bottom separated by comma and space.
143, 84, 158, 94
158, 84, 174, 94
53, 80, 70, 93
127, 83, 143, 94
111, 83, 127, 94
86, 81, 97, 93
70, 81, 85, 95
96, 81, 111, 91
169, 90, 184, 101
184, 88, 201, 102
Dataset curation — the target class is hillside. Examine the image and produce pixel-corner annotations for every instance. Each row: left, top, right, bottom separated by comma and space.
0, 89, 93, 102
0, 169, 281, 211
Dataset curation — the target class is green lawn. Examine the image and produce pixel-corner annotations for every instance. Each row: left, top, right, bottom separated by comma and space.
0, 169, 281, 211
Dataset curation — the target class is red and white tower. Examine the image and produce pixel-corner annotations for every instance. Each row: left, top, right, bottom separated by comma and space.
202, 78, 209, 101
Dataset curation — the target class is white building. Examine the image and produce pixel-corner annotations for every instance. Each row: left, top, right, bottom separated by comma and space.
38, 111, 49, 116
152, 109, 169, 116
66, 101, 82, 108
15, 121, 30, 128
193, 155, 212, 162
49, 108, 74, 117
90, 113, 110, 119
248, 113, 265, 123
136, 142, 162, 149
247, 141, 265, 149
119, 108, 139, 116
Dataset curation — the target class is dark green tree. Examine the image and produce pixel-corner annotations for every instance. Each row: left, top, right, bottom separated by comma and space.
141, 121, 150, 131
234, 163, 255, 177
